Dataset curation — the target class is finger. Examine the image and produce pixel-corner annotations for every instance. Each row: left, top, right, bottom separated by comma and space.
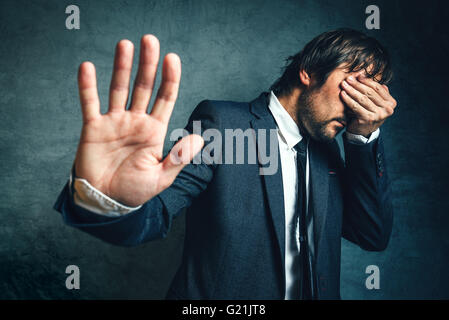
150, 53, 181, 123
340, 90, 373, 120
78, 61, 101, 123
341, 79, 377, 113
108, 39, 134, 113
129, 35, 160, 113
357, 75, 390, 100
160, 134, 204, 186
345, 75, 384, 107
359, 76, 397, 112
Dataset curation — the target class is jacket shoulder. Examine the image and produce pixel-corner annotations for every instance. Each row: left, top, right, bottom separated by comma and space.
190, 99, 252, 125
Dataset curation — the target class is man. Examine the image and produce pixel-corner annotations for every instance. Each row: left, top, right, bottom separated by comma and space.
54, 29, 396, 299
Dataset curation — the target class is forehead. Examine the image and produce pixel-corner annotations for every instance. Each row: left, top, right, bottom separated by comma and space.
337, 62, 382, 82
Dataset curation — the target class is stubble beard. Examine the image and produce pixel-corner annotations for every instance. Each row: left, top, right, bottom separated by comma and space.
296, 89, 338, 143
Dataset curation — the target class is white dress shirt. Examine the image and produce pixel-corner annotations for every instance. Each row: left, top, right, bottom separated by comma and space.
69, 91, 379, 299
268, 92, 310, 299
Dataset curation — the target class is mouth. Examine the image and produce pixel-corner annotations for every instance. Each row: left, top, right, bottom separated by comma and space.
334, 120, 346, 127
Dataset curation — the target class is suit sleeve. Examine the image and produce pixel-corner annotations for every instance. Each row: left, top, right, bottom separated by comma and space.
339, 132, 394, 251
53, 100, 218, 247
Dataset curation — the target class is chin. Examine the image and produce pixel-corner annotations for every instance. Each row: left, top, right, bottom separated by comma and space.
313, 126, 339, 143
313, 131, 335, 143
305, 121, 340, 143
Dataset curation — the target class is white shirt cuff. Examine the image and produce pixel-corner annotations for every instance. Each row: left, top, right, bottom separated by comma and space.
70, 172, 142, 217
345, 128, 380, 145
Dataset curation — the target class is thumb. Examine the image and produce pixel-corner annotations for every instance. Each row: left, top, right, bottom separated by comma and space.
161, 133, 204, 182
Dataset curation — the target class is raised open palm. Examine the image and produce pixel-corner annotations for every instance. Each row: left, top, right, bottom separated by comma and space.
73, 35, 204, 207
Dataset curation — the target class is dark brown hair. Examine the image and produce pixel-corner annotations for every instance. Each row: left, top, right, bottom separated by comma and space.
270, 28, 393, 96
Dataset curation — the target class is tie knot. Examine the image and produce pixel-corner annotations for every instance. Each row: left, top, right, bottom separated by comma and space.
294, 137, 308, 155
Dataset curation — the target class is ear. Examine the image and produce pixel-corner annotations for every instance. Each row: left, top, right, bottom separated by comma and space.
299, 69, 311, 87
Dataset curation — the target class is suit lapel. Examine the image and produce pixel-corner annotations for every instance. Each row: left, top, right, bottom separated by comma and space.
249, 93, 286, 277
308, 139, 330, 260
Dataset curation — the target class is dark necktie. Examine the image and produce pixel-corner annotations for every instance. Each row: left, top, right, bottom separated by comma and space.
294, 136, 313, 300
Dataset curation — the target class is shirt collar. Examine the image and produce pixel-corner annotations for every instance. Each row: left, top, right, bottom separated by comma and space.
268, 91, 303, 149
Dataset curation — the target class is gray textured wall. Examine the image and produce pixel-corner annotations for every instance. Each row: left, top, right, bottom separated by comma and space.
0, 0, 448, 299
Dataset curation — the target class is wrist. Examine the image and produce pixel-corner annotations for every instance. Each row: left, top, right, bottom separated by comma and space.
346, 128, 373, 139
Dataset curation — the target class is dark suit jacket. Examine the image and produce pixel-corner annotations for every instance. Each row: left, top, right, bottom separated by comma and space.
53, 92, 393, 299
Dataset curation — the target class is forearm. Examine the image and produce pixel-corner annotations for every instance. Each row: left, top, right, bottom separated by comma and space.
341, 133, 394, 251
53, 176, 171, 246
